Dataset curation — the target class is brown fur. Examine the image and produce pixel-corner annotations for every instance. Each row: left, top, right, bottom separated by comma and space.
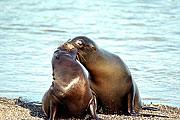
63, 36, 142, 115
42, 47, 99, 120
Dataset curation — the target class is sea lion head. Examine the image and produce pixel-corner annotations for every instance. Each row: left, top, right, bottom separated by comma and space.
70, 36, 97, 51
62, 36, 97, 63
55, 45, 78, 60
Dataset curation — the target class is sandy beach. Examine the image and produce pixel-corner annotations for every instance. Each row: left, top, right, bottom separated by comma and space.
0, 97, 179, 120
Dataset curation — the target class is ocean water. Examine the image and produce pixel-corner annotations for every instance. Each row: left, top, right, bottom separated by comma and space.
0, 0, 179, 107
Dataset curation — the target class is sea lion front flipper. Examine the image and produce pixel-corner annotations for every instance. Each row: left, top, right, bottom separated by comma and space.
89, 97, 99, 120
127, 83, 136, 114
127, 86, 168, 118
49, 100, 57, 120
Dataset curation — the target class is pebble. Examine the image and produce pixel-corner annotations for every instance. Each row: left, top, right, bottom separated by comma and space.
0, 97, 179, 120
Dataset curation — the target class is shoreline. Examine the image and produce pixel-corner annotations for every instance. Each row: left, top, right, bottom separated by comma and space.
0, 97, 179, 120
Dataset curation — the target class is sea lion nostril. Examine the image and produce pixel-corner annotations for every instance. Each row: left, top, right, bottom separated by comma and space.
56, 55, 59, 59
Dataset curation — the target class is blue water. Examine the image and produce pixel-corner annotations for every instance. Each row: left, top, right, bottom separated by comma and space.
0, 0, 180, 107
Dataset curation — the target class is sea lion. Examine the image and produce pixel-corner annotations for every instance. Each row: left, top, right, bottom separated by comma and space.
42, 46, 99, 120
62, 36, 167, 117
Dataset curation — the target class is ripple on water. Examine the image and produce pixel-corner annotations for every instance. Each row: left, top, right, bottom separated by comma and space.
0, 0, 179, 107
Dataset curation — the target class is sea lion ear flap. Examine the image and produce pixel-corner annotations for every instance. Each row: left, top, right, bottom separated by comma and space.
90, 44, 96, 51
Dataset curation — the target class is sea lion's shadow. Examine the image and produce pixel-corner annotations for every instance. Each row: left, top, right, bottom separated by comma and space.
15, 99, 48, 120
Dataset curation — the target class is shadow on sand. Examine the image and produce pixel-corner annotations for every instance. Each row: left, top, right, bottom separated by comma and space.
15, 98, 94, 120
16, 98, 48, 120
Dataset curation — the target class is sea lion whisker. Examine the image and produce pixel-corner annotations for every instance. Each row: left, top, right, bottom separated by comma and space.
78, 52, 86, 62
76, 54, 80, 61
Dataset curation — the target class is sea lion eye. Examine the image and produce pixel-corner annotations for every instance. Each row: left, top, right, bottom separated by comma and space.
75, 40, 83, 46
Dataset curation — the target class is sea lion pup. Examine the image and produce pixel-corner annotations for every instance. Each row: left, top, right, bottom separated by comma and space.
62, 36, 168, 118
42, 46, 99, 120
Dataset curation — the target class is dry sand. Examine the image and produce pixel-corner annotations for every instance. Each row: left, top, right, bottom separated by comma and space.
0, 97, 179, 120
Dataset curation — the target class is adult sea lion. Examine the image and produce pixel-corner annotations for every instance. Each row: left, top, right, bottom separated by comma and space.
62, 36, 167, 117
42, 46, 99, 120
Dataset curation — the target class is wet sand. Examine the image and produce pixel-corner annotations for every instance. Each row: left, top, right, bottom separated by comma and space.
0, 97, 179, 120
